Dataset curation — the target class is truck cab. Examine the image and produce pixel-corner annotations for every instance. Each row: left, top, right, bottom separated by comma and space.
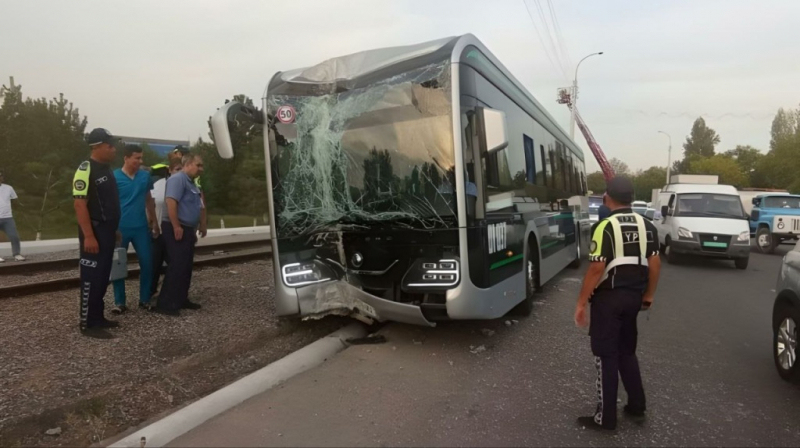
750, 194, 800, 254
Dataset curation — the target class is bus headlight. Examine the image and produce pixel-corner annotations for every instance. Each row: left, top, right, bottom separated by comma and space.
738, 231, 750, 242
403, 259, 460, 289
777, 221, 785, 230
282, 262, 331, 287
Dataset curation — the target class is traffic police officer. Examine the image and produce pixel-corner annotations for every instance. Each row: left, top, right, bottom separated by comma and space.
574, 176, 662, 431
73, 128, 122, 338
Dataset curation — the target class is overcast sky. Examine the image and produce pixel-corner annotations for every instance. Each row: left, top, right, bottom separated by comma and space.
3, 0, 799, 172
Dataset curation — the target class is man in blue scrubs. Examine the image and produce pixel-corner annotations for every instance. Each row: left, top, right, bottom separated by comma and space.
112, 144, 158, 313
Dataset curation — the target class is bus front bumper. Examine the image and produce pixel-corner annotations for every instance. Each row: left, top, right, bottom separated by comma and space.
295, 280, 435, 327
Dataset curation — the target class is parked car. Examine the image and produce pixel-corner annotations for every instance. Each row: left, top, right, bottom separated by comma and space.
772, 240, 800, 382
750, 193, 800, 254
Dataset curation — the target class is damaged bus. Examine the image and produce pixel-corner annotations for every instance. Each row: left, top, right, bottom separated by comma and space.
210, 34, 591, 326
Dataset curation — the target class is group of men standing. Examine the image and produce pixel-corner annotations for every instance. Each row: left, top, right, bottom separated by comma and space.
74, 128, 206, 339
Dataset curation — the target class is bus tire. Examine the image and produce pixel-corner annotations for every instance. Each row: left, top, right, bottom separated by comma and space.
511, 242, 540, 316
569, 237, 581, 269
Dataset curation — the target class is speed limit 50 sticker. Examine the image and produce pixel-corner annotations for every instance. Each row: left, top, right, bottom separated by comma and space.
276, 105, 296, 124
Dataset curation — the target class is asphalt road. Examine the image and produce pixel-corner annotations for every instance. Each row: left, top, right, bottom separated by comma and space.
171, 245, 800, 447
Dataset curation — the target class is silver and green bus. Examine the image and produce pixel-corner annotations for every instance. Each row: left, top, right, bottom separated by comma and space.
211, 34, 591, 326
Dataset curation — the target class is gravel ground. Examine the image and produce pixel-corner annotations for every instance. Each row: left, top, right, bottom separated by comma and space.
1, 249, 266, 287
0, 259, 348, 447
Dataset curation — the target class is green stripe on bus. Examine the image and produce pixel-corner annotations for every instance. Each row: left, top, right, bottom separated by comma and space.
702, 242, 728, 248
490, 254, 524, 270
540, 240, 562, 249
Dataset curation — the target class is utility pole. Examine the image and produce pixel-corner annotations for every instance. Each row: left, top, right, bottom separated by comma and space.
658, 131, 672, 184
569, 52, 603, 139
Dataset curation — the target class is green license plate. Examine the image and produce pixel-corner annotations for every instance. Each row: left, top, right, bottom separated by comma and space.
703, 242, 728, 248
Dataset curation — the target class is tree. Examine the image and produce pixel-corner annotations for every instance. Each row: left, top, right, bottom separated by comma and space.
686, 155, 748, 188
632, 166, 667, 201
723, 145, 764, 186
683, 117, 720, 158
754, 106, 800, 192
0, 77, 88, 238
586, 171, 605, 194
608, 157, 630, 177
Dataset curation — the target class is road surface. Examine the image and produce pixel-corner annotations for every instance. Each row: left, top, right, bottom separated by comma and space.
170, 247, 800, 447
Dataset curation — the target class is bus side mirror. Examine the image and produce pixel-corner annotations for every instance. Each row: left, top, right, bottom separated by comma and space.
480, 107, 508, 154
661, 205, 669, 217
209, 101, 263, 159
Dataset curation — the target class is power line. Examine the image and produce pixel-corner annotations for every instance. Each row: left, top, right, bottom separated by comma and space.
521, 0, 567, 80
545, 0, 573, 71
532, 0, 569, 78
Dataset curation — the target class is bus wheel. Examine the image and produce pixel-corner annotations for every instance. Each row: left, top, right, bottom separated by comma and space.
511, 251, 539, 316
569, 238, 581, 269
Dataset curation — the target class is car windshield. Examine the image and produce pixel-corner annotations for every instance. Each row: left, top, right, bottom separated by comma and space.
675, 193, 746, 219
763, 196, 800, 209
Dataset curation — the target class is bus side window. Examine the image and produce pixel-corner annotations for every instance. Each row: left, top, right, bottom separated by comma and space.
524, 134, 535, 184
540, 144, 549, 187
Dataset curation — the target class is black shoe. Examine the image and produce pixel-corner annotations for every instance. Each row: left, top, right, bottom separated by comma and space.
81, 327, 115, 339
577, 416, 615, 431
154, 307, 180, 316
624, 405, 646, 422
139, 302, 155, 311
95, 319, 120, 329
182, 300, 202, 310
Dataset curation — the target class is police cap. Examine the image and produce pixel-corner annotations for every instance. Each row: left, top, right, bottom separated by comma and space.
87, 128, 118, 146
606, 176, 635, 205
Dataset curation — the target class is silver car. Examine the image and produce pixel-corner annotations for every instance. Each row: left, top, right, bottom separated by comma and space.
773, 240, 800, 381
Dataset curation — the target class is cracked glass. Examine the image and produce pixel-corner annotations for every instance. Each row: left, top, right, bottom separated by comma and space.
268, 59, 456, 239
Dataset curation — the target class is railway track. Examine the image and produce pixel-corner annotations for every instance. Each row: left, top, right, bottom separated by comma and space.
0, 243, 271, 299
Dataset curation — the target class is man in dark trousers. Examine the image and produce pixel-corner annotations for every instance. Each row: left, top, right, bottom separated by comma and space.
574, 176, 661, 431
72, 128, 122, 338
155, 153, 205, 316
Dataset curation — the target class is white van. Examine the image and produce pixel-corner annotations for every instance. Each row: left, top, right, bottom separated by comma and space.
654, 183, 751, 269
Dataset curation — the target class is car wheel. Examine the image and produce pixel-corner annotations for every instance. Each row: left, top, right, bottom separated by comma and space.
665, 237, 680, 264
774, 303, 800, 383
757, 227, 777, 254
734, 257, 749, 270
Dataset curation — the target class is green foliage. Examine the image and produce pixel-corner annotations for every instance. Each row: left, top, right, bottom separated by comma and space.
683, 117, 720, 158
686, 154, 749, 188
586, 171, 605, 195
632, 166, 667, 201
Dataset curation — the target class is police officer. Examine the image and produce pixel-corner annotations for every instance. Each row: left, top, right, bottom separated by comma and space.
574, 176, 662, 431
73, 128, 122, 338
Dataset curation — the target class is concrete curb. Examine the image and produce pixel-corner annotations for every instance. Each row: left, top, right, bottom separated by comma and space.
108, 323, 367, 448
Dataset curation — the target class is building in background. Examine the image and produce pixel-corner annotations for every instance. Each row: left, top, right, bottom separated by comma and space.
116, 136, 190, 157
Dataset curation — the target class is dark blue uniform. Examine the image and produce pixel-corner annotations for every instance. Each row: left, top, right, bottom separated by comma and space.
73, 159, 120, 329
587, 208, 659, 429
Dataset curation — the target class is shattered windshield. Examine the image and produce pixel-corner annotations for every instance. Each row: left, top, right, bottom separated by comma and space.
269, 60, 456, 238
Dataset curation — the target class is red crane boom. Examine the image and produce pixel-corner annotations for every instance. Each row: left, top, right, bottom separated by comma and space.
573, 108, 615, 182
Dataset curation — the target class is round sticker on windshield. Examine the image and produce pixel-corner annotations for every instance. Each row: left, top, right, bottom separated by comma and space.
276, 105, 296, 124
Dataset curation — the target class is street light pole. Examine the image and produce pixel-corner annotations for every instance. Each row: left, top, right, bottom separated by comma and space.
658, 131, 672, 184
570, 51, 603, 139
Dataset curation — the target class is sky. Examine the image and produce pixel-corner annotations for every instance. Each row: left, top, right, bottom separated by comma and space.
3, 0, 800, 173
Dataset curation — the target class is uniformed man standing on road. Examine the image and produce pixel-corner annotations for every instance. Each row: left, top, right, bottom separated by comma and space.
574, 176, 661, 431
72, 128, 122, 339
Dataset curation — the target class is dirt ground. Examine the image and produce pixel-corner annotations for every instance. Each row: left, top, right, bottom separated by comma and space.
0, 259, 347, 447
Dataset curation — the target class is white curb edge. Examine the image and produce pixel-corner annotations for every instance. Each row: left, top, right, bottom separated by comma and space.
108, 323, 367, 448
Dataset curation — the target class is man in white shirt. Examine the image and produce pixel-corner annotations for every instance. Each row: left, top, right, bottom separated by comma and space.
0, 171, 26, 262
149, 160, 181, 297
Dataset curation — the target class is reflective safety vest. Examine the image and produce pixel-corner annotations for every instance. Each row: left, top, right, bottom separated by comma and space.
594, 213, 649, 286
